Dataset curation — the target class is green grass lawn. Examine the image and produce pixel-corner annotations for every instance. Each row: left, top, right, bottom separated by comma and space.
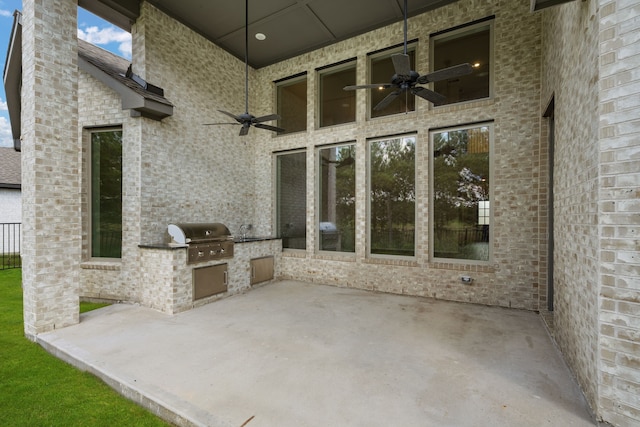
0, 269, 171, 426
80, 301, 112, 313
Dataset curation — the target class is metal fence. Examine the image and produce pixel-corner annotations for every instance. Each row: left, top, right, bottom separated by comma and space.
1, 223, 21, 270
434, 226, 489, 247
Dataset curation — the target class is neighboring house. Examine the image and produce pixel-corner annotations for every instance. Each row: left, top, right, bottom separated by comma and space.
0, 147, 21, 224
0, 147, 21, 254
3, 1, 639, 425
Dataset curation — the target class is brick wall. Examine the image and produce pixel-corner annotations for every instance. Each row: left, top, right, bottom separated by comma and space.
252, 0, 544, 310
597, 0, 640, 424
541, 0, 640, 424
540, 0, 601, 413
138, 240, 282, 314
21, 0, 80, 337
75, 0, 544, 314
20, 1, 640, 423
131, 3, 263, 244
77, 69, 141, 303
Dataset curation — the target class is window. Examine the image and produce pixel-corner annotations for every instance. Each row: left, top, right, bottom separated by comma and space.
431, 123, 492, 261
276, 151, 307, 249
276, 74, 307, 134
369, 135, 416, 257
318, 144, 356, 252
90, 129, 122, 258
431, 19, 492, 105
318, 61, 356, 128
370, 46, 416, 118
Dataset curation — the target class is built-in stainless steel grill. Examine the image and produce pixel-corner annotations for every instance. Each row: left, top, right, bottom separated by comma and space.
167, 223, 234, 264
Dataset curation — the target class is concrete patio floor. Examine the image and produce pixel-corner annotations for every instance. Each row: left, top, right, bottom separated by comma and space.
38, 280, 597, 427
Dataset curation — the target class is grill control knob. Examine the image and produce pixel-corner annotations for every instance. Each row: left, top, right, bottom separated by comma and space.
198, 251, 204, 257
220, 248, 225, 254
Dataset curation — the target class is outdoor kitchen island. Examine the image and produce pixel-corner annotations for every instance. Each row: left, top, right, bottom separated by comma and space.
138, 236, 282, 315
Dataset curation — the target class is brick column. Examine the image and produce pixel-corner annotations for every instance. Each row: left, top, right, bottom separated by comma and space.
21, 0, 80, 338
598, 1, 640, 425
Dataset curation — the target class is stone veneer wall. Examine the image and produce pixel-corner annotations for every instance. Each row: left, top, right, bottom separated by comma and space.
22, 2, 284, 323
130, 3, 267, 244
138, 240, 282, 314
597, 1, 640, 425
21, 0, 80, 337
252, 0, 544, 310
73, 2, 287, 312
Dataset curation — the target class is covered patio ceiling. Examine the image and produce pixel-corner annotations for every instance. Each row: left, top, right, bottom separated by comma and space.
78, 0, 462, 68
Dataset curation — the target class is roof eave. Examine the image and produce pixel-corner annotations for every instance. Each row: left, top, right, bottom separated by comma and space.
0, 183, 21, 190
78, 56, 174, 121
3, 11, 23, 151
530, 0, 577, 12
128, 100, 174, 121
77, 0, 139, 32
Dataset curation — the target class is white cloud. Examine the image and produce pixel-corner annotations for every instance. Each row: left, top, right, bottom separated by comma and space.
77, 25, 129, 45
118, 39, 132, 58
0, 9, 12, 17
77, 25, 132, 59
0, 116, 13, 148
0, 98, 11, 147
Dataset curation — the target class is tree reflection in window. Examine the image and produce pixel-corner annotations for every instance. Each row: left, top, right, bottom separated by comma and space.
91, 129, 122, 258
369, 135, 415, 257
432, 125, 490, 261
319, 144, 355, 252
276, 151, 307, 249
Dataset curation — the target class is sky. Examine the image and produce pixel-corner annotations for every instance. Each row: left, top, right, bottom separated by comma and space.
0, 0, 131, 147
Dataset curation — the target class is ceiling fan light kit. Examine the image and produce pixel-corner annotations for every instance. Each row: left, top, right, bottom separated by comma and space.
204, 0, 284, 136
343, 0, 473, 110
206, 0, 473, 136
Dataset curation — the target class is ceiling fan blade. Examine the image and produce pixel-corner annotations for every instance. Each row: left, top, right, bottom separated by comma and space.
203, 122, 240, 126
239, 125, 250, 136
412, 87, 446, 105
373, 90, 401, 111
391, 53, 412, 78
417, 63, 473, 84
344, 83, 392, 90
218, 109, 241, 121
255, 123, 286, 133
253, 113, 280, 123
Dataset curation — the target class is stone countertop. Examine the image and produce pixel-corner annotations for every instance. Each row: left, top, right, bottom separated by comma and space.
139, 243, 188, 250
233, 236, 280, 243
139, 237, 280, 249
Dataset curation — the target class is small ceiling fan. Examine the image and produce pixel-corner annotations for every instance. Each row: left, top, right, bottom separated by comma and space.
344, 0, 473, 110
204, 0, 284, 136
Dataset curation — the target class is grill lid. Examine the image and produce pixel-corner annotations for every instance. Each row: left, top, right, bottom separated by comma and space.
168, 223, 231, 244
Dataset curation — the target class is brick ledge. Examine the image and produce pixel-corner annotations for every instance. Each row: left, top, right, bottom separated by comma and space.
80, 261, 122, 271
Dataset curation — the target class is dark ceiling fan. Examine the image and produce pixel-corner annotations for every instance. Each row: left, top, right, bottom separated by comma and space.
344, 0, 473, 110
204, 0, 284, 136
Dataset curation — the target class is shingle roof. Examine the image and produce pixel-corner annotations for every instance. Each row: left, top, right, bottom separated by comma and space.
78, 39, 172, 106
3, 13, 174, 153
78, 39, 174, 120
0, 147, 21, 188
